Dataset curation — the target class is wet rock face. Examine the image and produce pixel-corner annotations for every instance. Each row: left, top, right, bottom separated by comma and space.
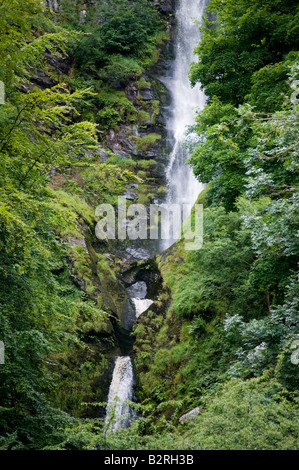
152, 0, 175, 15
120, 258, 164, 300
45, 0, 175, 20
105, 72, 170, 163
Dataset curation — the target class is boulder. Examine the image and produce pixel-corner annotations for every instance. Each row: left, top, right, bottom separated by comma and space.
179, 407, 203, 424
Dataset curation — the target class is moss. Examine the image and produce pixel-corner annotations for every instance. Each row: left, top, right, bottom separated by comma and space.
196, 183, 211, 207
96, 87, 138, 129
157, 185, 167, 196
49, 188, 95, 234
134, 133, 162, 153
96, 253, 117, 281
105, 155, 137, 169
48, 346, 113, 419
137, 192, 156, 205
137, 77, 151, 90
137, 159, 157, 169
151, 100, 160, 124
137, 110, 151, 125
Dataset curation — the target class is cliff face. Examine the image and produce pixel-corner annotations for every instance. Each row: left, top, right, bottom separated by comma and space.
37, 0, 176, 202
34, 0, 178, 418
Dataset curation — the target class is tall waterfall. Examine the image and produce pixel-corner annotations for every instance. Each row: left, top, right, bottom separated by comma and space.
104, 0, 208, 432
160, 0, 207, 250
105, 356, 134, 433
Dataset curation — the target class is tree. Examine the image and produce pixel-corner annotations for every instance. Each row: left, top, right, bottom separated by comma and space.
189, 0, 299, 106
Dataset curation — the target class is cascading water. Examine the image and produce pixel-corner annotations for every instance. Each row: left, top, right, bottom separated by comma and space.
104, 356, 134, 433
160, 0, 207, 250
104, 0, 208, 432
104, 282, 153, 433
127, 281, 154, 319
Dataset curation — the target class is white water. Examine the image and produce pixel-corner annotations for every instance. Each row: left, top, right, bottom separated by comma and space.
161, 0, 207, 250
132, 298, 154, 318
105, 356, 134, 433
127, 281, 154, 319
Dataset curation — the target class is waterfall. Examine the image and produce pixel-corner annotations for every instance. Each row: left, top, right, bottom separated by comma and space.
160, 0, 207, 250
105, 356, 134, 433
104, 0, 208, 432
104, 281, 153, 432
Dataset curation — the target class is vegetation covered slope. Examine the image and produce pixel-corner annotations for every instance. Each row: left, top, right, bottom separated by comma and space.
125, 0, 299, 450
0, 0, 298, 451
0, 0, 171, 449
86, 0, 299, 451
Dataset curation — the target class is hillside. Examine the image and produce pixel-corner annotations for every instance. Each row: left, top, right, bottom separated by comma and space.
0, 0, 298, 451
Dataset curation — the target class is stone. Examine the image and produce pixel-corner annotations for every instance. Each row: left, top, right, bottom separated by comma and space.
153, 0, 175, 15
179, 407, 203, 424
69, 237, 88, 253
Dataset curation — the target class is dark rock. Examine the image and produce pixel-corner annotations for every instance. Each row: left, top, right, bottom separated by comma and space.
152, 0, 175, 15
139, 87, 156, 101
45, 52, 72, 75
31, 70, 56, 89
30, 52, 72, 90
95, 146, 109, 163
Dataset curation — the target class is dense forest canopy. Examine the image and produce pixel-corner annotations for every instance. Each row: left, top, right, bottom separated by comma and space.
0, 0, 298, 451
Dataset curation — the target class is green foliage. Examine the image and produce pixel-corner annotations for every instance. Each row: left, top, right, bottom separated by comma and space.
132, 28, 298, 449
0, 85, 98, 192
190, 0, 299, 105
181, 376, 299, 450
74, 34, 107, 73
225, 279, 299, 384
1, 0, 298, 452
246, 52, 299, 112
0, 189, 83, 447
187, 97, 250, 209
162, 205, 266, 321
67, 0, 163, 83
0, 0, 118, 449
99, 55, 144, 88
99, 0, 162, 56
134, 133, 162, 153
46, 375, 299, 451
96, 88, 137, 129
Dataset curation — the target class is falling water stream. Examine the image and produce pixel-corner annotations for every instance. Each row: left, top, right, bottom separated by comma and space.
104, 356, 134, 433
105, 0, 207, 432
160, 0, 207, 250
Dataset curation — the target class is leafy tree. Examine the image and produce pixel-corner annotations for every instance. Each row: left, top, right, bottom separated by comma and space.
190, 0, 299, 105
187, 97, 252, 209
224, 279, 299, 383
0, 0, 104, 448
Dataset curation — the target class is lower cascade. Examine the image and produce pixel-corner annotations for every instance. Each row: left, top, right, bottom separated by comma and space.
104, 356, 134, 433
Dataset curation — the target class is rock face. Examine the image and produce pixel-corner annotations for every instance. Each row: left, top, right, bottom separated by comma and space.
152, 0, 175, 15
105, 74, 169, 162
30, 52, 73, 90
179, 407, 203, 424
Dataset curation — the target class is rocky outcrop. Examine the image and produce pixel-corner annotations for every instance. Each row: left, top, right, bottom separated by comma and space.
30, 51, 73, 90
179, 407, 203, 424
152, 0, 175, 16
